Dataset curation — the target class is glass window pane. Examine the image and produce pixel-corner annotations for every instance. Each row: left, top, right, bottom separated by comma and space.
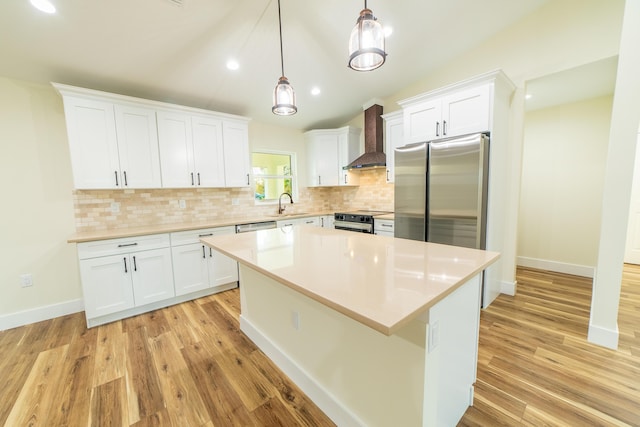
254, 177, 292, 200
252, 153, 292, 176
252, 152, 295, 202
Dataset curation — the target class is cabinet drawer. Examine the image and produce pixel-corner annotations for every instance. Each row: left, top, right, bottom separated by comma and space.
170, 226, 235, 246
77, 233, 170, 259
374, 219, 395, 233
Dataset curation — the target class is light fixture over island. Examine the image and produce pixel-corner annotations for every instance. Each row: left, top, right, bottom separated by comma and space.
202, 226, 499, 426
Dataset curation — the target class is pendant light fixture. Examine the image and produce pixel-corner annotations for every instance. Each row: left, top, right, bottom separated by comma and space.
272, 0, 297, 115
348, 0, 386, 72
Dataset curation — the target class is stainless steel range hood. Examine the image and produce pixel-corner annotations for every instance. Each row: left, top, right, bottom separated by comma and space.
344, 104, 386, 170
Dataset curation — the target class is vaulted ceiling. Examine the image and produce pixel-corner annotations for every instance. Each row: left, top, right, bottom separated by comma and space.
1, 0, 553, 129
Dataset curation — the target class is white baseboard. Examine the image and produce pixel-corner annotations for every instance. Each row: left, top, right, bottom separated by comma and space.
501, 280, 517, 296
0, 298, 84, 331
517, 256, 595, 278
587, 321, 619, 349
240, 315, 366, 427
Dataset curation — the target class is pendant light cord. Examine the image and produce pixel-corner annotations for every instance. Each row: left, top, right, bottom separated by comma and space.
277, 0, 285, 77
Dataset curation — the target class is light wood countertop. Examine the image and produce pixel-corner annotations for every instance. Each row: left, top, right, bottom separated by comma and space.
201, 226, 499, 335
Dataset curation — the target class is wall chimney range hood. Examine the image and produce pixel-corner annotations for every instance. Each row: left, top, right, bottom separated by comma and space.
344, 104, 386, 170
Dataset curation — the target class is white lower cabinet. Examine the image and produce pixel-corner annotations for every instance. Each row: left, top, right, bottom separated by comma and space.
320, 215, 335, 228
374, 219, 395, 237
170, 226, 238, 296
277, 217, 321, 228
77, 228, 238, 328
78, 234, 174, 321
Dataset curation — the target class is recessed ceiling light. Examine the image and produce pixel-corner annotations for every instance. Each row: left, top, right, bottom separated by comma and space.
30, 0, 56, 14
311, 87, 321, 96
226, 59, 239, 71
384, 26, 393, 37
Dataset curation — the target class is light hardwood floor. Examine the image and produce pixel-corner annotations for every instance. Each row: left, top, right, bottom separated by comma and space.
0, 265, 638, 426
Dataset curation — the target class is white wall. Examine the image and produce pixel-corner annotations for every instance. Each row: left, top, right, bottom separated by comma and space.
590, 0, 640, 349
518, 96, 613, 275
0, 78, 82, 328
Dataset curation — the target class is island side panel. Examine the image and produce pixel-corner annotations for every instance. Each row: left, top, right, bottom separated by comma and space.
423, 274, 482, 427
238, 265, 427, 427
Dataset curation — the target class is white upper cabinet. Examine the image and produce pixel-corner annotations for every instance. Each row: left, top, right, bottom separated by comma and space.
401, 83, 491, 144
157, 111, 226, 188
306, 126, 361, 187
382, 111, 403, 183
222, 120, 251, 187
61, 96, 161, 189
114, 104, 162, 188
53, 83, 250, 190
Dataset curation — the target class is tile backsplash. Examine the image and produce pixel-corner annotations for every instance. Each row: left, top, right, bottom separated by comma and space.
73, 168, 394, 232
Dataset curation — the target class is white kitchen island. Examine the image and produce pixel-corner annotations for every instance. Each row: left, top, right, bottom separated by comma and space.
201, 226, 499, 427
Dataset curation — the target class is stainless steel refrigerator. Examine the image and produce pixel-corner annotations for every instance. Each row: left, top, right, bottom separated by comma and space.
394, 133, 489, 250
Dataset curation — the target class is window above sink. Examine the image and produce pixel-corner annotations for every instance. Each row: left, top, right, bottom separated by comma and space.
252, 151, 297, 205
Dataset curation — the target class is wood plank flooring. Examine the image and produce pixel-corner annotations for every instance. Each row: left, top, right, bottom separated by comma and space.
0, 265, 638, 426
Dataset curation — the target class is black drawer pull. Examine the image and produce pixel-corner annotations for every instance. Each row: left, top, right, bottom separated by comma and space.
198, 233, 213, 237
117, 243, 138, 248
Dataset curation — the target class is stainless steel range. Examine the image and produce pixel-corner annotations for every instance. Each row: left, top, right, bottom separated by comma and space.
334, 210, 392, 233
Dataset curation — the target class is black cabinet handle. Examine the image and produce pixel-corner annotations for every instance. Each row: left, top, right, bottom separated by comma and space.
115, 171, 119, 186
436, 121, 440, 137
197, 172, 201, 186
123, 257, 128, 273
117, 243, 138, 248
198, 233, 213, 237
344, 174, 347, 184
318, 176, 322, 185
381, 223, 393, 228
386, 170, 389, 181
123, 171, 128, 186
191, 172, 194, 186
443, 120, 447, 136
246, 173, 250, 186
202, 245, 206, 259
209, 247, 213, 258
133, 256, 137, 272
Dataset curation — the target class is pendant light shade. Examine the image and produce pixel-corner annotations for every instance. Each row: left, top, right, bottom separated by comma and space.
348, 1, 386, 72
272, 0, 297, 115
273, 76, 297, 115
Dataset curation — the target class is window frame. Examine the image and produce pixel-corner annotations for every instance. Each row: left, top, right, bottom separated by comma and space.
251, 150, 297, 205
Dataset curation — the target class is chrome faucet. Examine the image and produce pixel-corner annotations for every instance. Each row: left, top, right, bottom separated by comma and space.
278, 192, 294, 214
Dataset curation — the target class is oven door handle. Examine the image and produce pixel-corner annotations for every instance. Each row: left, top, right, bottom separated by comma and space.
334, 220, 373, 232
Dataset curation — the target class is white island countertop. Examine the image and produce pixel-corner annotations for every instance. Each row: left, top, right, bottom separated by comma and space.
201, 226, 499, 335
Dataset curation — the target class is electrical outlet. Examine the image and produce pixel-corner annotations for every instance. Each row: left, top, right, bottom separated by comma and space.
429, 320, 440, 352
179, 199, 186, 209
20, 274, 33, 288
291, 311, 300, 330
110, 202, 120, 213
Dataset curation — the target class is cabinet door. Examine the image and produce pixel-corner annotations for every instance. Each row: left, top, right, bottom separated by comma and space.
192, 116, 225, 187
384, 114, 404, 183
403, 98, 441, 144
62, 97, 120, 189
171, 243, 210, 296
309, 134, 339, 186
114, 104, 162, 188
131, 248, 175, 306
338, 129, 361, 186
79, 254, 134, 318
157, 111, 194, 188
321, 215, 335, 228
441, 85, 491, 137
223, 120, 251, 187
208, 246, 239, 287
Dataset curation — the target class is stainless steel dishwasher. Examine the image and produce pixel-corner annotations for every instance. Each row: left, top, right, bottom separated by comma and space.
235, 221, 277, 233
